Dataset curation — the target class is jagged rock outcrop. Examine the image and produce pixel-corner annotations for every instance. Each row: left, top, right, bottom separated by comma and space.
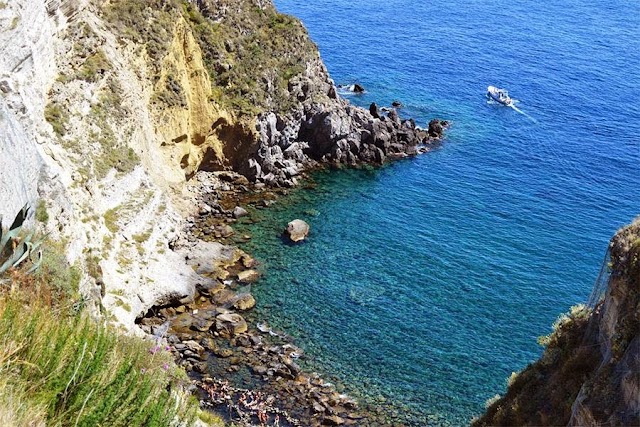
185, 1, 444, 188
248, 60, 439, 187
474, 218, 640, 426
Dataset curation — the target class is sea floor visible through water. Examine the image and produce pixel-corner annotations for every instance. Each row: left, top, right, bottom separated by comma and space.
216, 0, 640, 424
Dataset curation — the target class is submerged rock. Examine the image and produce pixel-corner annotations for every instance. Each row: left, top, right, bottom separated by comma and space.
233, 293, 256, 311
285, 219, 309, 242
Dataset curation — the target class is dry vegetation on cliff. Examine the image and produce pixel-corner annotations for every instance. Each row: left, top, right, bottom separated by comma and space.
181, 0, 315, 115
473, 305, 600, 426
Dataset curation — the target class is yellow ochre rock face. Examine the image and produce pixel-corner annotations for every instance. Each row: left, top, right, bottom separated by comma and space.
153, 18, 257, 179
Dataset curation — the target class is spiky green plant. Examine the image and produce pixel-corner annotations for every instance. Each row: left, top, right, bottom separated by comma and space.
0, 205, 44, 276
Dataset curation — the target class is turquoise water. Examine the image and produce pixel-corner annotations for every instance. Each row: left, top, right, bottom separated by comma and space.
237, 1, 640, 425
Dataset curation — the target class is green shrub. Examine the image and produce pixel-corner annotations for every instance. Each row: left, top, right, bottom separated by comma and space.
35, 239, 81, 303
35, 200, 49, 223
104, 208, 120, 233
44, 102, 68, 137
89, 94, 140, 179
1, 224, 199, 426
153, 74, 188, 108
78, 49, 112, 82
102, 0, 180, 78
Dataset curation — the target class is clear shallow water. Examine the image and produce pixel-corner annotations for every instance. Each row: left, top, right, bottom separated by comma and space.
237, 1, 640, 425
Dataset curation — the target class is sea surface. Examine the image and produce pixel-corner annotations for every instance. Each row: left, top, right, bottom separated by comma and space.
236, 1, 640, 425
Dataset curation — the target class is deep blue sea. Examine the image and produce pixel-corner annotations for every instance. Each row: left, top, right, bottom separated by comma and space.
237, 1, 640, 425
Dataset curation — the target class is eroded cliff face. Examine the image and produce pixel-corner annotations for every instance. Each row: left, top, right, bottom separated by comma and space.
0, 0, 228, 330
569, 219, 640, 426
474, 218, 640, 426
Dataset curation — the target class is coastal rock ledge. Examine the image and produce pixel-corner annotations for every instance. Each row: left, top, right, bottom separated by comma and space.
251, 105, 447, 187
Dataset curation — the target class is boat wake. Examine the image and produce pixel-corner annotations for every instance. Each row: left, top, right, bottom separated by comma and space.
509, 103, 538, 123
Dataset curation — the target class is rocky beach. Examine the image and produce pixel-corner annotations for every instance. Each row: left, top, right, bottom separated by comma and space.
138, 110, 448, 426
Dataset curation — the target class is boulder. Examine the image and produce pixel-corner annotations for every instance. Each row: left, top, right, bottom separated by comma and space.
353, 83, 365, 93
285, 219, 309, 242
323, 415, 345, 425
232, 206, 248, 218
190, 317, 214, 332
215, 313, 248, 337
252, 365, 268, 375
428, 119, 448, 138
213, 347, 233, 358
218, 224, 234, 238
212, 289, 238, 306
391, 100, 403, 107
388, 108, 400, 124
237, 269, 260, 283
182, 340, 205, 354
171, 313, 196, 334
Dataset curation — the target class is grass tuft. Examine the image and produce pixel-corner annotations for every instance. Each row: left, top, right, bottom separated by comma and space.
44, 102, 68, 137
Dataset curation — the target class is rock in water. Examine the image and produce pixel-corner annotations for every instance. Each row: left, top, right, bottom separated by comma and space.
428, 119, 449, 138
353, 83, 365, 93
232, 206, 248, 218
285, 219, 310, 242
233, 293, 256, 311
237, 269, 260, 283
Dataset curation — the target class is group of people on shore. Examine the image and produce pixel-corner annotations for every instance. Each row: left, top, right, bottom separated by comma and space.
199, 379, 297, 426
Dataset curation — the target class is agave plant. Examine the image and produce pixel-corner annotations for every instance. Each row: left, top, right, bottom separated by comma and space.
0, 205, 44, 276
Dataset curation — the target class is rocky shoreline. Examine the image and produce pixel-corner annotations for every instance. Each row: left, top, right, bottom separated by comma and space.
247, 103, 448, 188
139, 172, 369, 426
138, 110, 448, 426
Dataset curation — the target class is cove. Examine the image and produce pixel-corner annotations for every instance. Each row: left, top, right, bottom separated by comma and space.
231, 0, 640, 424
231, 153, 599, 425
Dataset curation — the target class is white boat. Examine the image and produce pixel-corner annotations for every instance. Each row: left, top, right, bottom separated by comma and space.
487, 85, 513, 106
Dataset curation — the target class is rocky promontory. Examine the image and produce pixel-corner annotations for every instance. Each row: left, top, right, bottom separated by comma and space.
249, 86, 446, 187
172, 1, 448, 188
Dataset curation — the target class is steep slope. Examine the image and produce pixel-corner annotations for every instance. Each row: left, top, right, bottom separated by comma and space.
0, 0, 441, 332
473, 218, 640, 426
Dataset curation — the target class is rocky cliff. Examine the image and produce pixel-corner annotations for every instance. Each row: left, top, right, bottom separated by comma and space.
473, 218, 640, 426
0, 0, 441, 331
